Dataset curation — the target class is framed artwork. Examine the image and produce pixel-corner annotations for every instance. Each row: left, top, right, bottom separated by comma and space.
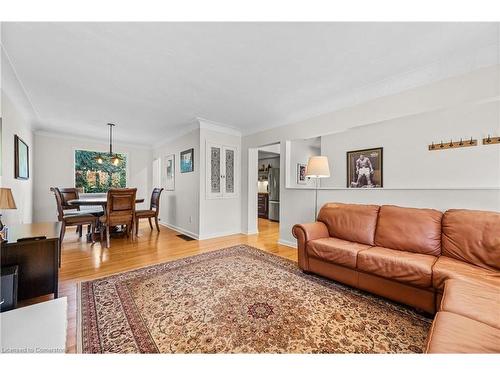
14, 134, 29, 180
346, 147, 383, 188
297, 163, 307, 185
180, 148, 194, 173
165, 154, 175, 190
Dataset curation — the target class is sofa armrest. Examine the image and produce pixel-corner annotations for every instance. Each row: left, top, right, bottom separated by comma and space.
292, 222, 329, 271
292, 222, 329, 242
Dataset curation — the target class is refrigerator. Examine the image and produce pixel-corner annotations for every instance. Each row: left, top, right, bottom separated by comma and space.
267, 168, 280, 222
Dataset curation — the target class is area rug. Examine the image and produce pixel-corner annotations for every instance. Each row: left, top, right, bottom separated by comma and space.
78, 245, 431, 353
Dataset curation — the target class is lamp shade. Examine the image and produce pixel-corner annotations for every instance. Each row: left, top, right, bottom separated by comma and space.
306, 156, 330, 178
0, 188, 17, 209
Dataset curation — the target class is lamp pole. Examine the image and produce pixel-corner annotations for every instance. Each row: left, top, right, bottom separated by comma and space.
314, 176, 319, 220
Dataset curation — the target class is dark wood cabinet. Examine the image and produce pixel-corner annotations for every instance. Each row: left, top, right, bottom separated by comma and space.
0, 222, 61, 300
258, 193, 268, 218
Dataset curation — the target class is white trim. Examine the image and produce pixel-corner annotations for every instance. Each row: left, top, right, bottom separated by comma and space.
198, 229, 242, 241
159, 222, 199, 240
286, 186, 500, 191
241, 50, 500, 136
243, 230, 259, 235
34, 129, 152, 150
152, 121, 200, 149
1, 43, 41, 121
197, 117, 242, 136
278, 238, 297, 249
159, 222, 243, 241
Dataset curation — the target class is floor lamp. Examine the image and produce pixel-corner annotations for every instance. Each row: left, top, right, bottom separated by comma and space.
305, 156, 330, 220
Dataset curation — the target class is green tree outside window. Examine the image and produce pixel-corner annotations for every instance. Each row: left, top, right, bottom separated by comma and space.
75, 150, 127, 193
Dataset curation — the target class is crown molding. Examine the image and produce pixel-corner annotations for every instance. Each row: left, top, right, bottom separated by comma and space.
34, 129, 153, 150
197, 117, 242, 137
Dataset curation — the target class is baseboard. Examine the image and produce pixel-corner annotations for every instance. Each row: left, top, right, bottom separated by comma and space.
278, 238, 297, 249
198, 230, 241, 240
243, 230, 259, 235
159, 222, 199, 240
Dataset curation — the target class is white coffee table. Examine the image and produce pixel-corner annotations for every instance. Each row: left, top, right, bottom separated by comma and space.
0, 297, 67, 353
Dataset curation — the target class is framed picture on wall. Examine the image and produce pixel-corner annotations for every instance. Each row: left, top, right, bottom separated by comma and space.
297, 163, 307, 185
346, 147, 383, 188
165, 154, 175, 190
180, 148, 194, 173
14, 134, 29, 180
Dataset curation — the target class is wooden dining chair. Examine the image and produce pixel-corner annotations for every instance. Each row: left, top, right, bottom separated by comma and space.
135, 188, 164, 235
100, 188, 137, 248
54, 187, 104, 237
52, 187, 99, 265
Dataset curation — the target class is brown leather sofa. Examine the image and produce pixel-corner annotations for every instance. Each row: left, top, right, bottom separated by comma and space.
292, 202, 500, 353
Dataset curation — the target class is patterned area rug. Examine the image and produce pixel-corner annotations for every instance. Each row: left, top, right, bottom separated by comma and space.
78, 245, 431, 353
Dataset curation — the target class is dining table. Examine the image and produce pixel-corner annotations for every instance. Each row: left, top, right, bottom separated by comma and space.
67, 196, 145, 207
67, 195, 145, 242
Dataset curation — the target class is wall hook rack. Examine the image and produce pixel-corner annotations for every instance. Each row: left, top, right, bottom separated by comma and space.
482, 135, 500, 145
428, 137, 477, 151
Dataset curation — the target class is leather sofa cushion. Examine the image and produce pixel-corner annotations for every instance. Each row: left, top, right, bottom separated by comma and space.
440, 279, 500, 329
317, 203, 380, 245
442, 209, 500, 271
426, 312, 500, 353
307, 237, 372, 269
374, 205, 442, 256
432, 256, 500, 291
357, 246, 437, 288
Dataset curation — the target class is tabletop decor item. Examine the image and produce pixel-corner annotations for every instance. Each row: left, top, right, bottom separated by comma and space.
0, 187, 17, 233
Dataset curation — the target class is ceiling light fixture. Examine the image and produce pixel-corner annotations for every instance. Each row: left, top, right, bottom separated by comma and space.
95, 123, 122, 166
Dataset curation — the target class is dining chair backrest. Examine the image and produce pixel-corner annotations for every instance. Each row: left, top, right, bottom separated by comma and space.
106, 188, 137, 223
58, 188, 81, 211
50, 187, 66, 221
150, 188, 164, 212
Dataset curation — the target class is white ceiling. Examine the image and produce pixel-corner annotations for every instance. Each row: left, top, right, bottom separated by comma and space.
1, 22, 499, 146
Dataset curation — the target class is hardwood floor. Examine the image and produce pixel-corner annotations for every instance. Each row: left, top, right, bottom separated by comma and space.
21, 218, 295, 353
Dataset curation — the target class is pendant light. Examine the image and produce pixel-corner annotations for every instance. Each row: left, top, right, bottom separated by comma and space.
95, 123, 121, 165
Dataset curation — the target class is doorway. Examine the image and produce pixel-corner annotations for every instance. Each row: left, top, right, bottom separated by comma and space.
249, 143, 280, 237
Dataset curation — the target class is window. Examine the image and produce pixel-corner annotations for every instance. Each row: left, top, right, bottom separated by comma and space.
74, 150, 127, 193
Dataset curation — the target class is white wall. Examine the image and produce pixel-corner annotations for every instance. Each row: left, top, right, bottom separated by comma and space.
153, 128, 200, 238
241, 65, 500, 246
286, 138, 320, 188
199, 124, 242, 239
1, 42, 37, 224
0, 93, 34, 224
320, 100, 499, 189
33, 132, 152, 222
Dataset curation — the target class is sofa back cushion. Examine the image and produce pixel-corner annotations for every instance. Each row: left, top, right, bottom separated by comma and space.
375, 205, 442, 256
317, 202, 380, 245
442, 209, 500, 271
